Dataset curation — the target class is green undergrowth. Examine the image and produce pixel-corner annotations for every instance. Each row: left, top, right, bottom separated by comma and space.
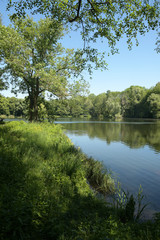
0, 121, 160, 240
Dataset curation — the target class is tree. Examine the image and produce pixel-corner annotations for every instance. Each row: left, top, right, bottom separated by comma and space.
147, 82, 160, 118
69, 97, 84, 117
7, 0, 160, 56
82, 97, 93, 116
105, 91, 121, 118
68, 79, 90, 98
151, 82, 160, 94
8, 97, 26, 117
94, 93, 107, 119
0, 95, 10, 116
55, 99, 70, 117
147, 93, 160, 118
0, 16, 8, 91
121, 86, 147, 117
0, 17, 90, 121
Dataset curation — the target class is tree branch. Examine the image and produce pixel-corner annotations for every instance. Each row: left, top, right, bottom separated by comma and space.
69, 0, 82, 22
56, 66, 68, 73
87, 0, 102, 24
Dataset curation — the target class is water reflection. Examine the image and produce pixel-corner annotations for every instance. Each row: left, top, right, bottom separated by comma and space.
56, 119, 160, 218
57, 120, 160, 153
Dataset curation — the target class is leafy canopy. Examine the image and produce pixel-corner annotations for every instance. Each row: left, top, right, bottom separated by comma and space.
0, 17, 97, 120
7, 0, 160, 54
0, 17, 85, 95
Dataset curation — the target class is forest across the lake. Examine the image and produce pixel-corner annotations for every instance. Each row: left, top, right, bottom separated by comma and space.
1, 82, 160, 121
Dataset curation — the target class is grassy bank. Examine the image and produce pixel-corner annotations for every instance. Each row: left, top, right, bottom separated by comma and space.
0, 121, 160, 240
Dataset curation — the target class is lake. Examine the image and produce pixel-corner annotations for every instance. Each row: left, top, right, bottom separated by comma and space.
55, 118, 160, 219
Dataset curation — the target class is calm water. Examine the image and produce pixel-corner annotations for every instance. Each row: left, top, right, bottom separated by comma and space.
55, 118, 160, 218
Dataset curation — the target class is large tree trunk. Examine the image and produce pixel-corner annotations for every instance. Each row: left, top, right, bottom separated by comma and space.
28, 77, 40, 122
29, 92, 39, 122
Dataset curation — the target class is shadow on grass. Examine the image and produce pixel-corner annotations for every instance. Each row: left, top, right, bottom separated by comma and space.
0, 122, 112, 239
0, 148, 113, 240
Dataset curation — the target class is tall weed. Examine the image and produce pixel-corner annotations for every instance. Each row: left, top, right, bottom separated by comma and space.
113, 183, 149, 223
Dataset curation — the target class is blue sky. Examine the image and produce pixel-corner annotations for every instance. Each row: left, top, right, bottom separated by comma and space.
0, 0, 160, 98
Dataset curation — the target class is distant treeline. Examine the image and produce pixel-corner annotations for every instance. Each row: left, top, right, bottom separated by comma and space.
1, 82, 160, 119
0, 97, 26, 118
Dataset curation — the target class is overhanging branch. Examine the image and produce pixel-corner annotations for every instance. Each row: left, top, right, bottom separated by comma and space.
69, 0, 82, 22
87, 0, 102, 24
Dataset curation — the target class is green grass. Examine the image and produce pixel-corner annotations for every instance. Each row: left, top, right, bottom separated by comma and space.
0, 121, 160, 240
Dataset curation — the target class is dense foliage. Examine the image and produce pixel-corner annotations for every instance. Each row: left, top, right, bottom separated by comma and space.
1, 82, 160, 120
0, 121, 160, 239
0, 96, 26, 118
43, 82, 160, 119
0, 17, 94, 121
7, 0, 160, 54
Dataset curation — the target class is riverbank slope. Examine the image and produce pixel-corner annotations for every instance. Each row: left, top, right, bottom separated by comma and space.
0, 121, 160, 239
